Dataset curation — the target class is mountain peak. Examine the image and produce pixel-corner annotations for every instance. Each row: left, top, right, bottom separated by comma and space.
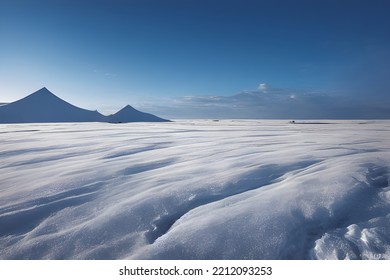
0, 87, 105, 123
29, 87, 57, 98
36, 87, 50, 93
120, 105, 136, 111
108, 104, 168, 122
0, 87, 169, 123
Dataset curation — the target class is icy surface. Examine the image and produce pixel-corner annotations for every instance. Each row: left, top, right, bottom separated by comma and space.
0, 120, 389, 259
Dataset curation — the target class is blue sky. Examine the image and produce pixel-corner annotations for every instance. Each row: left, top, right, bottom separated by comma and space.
1, 0, 389, 119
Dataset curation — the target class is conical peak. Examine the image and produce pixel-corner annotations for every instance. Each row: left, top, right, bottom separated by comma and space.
34, 87, 52, 95
27, 87, 57, 99
0, 87, 170, 123
123, 105, 135, 110
117, 105, 137, 113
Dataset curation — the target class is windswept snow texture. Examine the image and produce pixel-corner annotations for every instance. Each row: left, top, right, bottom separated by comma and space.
0, 120, 390, 260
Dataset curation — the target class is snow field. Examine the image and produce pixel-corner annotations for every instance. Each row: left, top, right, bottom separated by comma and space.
0, 120, 389, 259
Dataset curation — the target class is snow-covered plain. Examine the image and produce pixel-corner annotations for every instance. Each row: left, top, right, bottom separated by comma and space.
0, 120, 389, 260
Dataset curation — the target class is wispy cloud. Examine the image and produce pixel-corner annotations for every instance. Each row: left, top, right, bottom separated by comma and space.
93, 69, 117, 78
136, 83, 390, 120
104, 73, 117, 77
257, 83, 268, 93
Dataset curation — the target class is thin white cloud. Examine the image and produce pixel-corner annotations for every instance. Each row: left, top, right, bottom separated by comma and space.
135, 84, 390, 119
93, 69, 117, 77
258, 83, 268, 93
104, 73, 117, 77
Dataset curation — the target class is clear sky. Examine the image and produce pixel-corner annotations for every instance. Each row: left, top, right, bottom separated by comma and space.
1, 0, 389, 119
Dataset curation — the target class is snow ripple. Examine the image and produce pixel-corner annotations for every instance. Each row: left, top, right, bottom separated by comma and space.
0, 120, 389, 259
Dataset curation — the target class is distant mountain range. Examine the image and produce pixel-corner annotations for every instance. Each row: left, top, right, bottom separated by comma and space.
0, 87, 169, 123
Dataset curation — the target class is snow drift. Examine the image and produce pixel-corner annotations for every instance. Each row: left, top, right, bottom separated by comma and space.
0, 87, 169, 123
0, 120, 389, 259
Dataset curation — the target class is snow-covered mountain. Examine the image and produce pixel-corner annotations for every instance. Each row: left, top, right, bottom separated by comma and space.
107, 105, 168, 123
0, 87, 169, 123
0, 87, 105, 123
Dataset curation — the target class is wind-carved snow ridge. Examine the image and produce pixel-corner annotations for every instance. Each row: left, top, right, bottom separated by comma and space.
309, 164, 390, 260
134, 160, 390, 260
0, 120, 389, 259
0, 181, 102, 237
145, 160, 320, 244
